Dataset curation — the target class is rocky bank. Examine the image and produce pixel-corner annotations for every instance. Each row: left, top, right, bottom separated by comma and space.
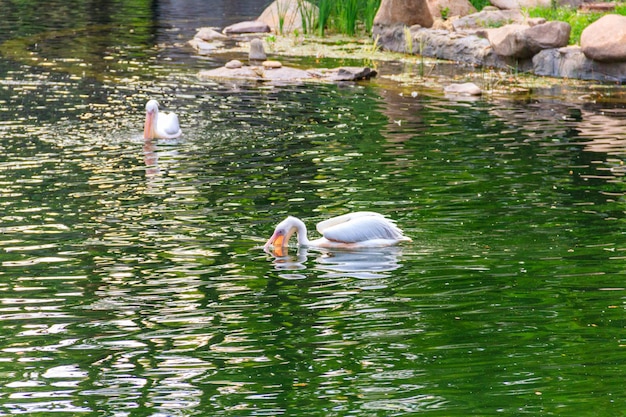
189, 0, 626, 84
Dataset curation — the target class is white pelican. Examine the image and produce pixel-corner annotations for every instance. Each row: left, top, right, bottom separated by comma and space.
264, 211, 411, 250
143, 99, 182, 140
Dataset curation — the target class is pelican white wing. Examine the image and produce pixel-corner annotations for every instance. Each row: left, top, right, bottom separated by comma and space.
316, 211, 384, 234
317, 212, 407, 244
157, 112, 181, 138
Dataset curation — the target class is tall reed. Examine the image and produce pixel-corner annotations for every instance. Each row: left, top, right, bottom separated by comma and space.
316, 0, 382, 36
338, 0, 360, 36
298, 0, 315, 34
275, 0, 287, 35
363, 0, 381, 33
317, 0, 333, 36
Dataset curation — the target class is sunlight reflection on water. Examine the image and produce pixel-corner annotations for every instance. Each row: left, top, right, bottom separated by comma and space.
0, 5, 626, 416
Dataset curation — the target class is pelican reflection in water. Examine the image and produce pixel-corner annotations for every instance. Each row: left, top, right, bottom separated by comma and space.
265, 246, 404, 280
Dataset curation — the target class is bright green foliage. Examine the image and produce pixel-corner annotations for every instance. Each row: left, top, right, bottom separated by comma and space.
526, 5, 626, 45
316, 0, 381, 36
468, 0, 491, 11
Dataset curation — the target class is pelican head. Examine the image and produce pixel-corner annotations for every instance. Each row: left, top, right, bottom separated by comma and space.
144, 100, 160, 139
264, 216, 305, 249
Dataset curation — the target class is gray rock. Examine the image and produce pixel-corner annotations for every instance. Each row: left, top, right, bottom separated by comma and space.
225, 60, 243, 69
223, 21, 271, 35
533, 46, 626, 82
199, 65, 377, 83
444, 82, 482, 95
373, 25, 524, 68
319, 67, 378, 81
260, 66, 316, 81
189, 27, 228, 54
188, 38, 221, 53
370, 11, 626, 82
249, 39, 267, 61
194, 27, 229, 41
199, 66, 262, 81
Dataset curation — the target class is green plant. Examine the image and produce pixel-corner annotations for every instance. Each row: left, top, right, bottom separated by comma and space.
317, 0, 332, 36
275, 0, 287, 35
363, 0, 381, 33
338, 0, 360, 36
418, 34, 426, 78
367, 34, 381, 54
476, 18, 513, 28
265, 34, 277, 52
403, 26, 413, 54
441, 6, 450, 20
315, 0, 381, 36
468, 0, 491, 12
297, 0, 315, 34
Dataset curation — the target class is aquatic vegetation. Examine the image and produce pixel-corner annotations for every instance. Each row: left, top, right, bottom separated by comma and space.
316, 0, 381, 36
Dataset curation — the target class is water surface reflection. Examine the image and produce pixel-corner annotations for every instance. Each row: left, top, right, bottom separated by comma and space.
266, 246, 404, 281
1, 1, 626, 416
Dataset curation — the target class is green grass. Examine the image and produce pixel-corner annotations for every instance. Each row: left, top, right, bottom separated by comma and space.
316, 0, 333, 36
316, 0, 381, 36
526, 4, 626, 45
469, 0, 492, 12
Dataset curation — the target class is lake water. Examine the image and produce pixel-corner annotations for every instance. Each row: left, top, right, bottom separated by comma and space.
1, 1, 626, 416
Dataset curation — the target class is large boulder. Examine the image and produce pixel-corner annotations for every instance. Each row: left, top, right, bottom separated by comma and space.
487, 24, 530, 57
525, 21, 571, 52
428, 0, 476, 19
580, 14, 626, 62
374, 0, 434, 29
258, 0, 318, 34
533, 46, 626, 82
487, 21, 570, 58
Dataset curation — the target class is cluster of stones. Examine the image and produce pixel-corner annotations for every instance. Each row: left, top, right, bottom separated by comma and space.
189, 0, 626, 83
373, 0, 626, 82
189, 2, 377, 84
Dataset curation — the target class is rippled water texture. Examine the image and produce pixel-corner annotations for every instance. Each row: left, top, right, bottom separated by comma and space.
0, 1, 625, 416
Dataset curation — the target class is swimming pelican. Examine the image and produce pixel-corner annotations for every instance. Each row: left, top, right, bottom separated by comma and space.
264, 211, 411, 250
143, 99, 182, 139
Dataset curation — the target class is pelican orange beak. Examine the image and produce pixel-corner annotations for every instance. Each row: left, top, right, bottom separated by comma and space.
144, 110, 155, 139
264, 231, 286, 249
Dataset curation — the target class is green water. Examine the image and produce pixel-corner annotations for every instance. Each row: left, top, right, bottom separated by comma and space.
0, 1, 625, 416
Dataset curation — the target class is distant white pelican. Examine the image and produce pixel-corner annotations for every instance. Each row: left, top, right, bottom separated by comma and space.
264, 211, 411, 250
143, 99, 182, 140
